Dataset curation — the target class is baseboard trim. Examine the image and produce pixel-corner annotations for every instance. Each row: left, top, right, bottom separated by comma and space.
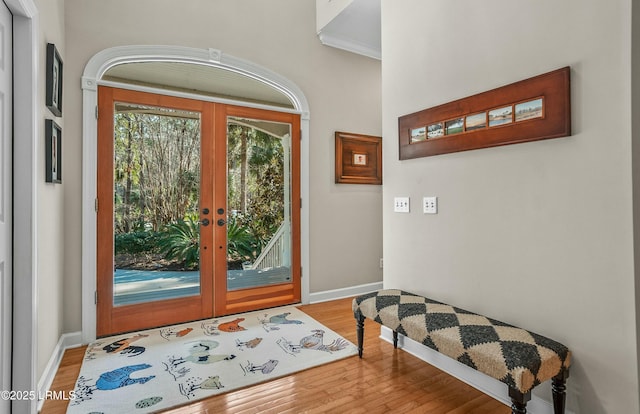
379, 327, 573, 414
309, 281, 383, 304
37, 332, 83, 412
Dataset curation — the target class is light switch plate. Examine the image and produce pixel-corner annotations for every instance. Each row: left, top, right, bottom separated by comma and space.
394, 197, 410, 213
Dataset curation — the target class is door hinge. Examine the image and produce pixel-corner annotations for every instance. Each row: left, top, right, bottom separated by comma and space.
95, 105, 99, 120
95, 198, 99, 212
94, 291, 97, 304
300, 267, 303, 278
300, 198, 302, 208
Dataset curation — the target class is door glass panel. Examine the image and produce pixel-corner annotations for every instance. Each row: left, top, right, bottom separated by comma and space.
226, 117, 292, 291
113, 102, 201, 305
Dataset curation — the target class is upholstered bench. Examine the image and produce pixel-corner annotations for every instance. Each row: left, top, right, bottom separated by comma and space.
352, 289, 571, 414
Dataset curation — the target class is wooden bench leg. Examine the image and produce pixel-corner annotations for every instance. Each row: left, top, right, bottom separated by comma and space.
552, 368, 569, 414
393, 330, 398, 348
356, 312, 365, 358
508, 387, 531, 414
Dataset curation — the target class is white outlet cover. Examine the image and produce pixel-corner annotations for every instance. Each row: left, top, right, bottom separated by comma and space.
423, 196, 438, 214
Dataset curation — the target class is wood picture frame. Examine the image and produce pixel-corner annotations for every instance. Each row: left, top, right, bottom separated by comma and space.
398, 67, 571, 159
46, 43, 63, 117
45, 119, 62, 183
335, 131, 382, 185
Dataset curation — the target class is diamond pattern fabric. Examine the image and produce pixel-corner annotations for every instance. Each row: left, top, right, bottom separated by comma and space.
353, 289, 571, 394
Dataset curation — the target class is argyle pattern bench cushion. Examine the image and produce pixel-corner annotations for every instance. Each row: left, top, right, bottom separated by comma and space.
352, 289, 571, 394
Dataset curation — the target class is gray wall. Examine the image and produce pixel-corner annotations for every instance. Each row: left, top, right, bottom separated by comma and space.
35, 0, 66, 382
634, 1, 640, 408
381, 0, 637, 412
57, 0, 382, 370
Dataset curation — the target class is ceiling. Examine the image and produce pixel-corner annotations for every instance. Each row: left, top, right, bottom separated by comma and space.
317, 0, 381, 60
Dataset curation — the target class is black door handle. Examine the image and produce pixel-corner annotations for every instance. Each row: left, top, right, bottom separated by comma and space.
217, 219, 226, 226
201, 218, 210, 226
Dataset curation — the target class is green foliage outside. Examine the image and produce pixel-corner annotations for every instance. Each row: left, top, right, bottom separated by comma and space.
227, 123, 285, 247
156, 216, 201, 270
113, 110, 287, 271
113, 109, 201, 234
115, 231, 160, 255
226, 215, 260, 263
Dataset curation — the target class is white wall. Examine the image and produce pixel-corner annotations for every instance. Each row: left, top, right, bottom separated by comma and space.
63, 0, 382, 332
381, 0, 637, 412
35, 0, 66, 381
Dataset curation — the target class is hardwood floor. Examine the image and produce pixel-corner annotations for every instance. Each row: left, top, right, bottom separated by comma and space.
40, 297, 510, 413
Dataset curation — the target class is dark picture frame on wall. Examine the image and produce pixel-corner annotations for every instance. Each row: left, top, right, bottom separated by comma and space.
45, 119, 62, 184
46, 43, 63, 117
335, 131, 382, 185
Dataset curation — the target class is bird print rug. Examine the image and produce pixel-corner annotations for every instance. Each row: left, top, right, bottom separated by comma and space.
67, 305, 358, 413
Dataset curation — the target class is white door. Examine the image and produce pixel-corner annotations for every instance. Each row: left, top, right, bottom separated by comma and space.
0, 2, 11, 413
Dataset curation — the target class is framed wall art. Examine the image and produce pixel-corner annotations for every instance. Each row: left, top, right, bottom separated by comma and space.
398, 67, 571, 159
335, 131, 382, 185
46, 43, 63, 117
45, 119, 62, 183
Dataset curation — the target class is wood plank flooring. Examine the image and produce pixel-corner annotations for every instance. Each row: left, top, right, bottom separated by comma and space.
40, 297, 510, 413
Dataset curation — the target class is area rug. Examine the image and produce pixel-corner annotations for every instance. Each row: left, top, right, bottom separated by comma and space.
67, 306, 358, 413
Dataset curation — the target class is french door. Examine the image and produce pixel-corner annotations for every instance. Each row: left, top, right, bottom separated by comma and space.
97, 87, 300, 336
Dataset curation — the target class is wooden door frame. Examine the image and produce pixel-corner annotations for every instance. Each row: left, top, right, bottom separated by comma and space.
96, 86, 215, 336
213, 105, 301, 316
82, 46, 310, 343
97, 88, 302, 335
